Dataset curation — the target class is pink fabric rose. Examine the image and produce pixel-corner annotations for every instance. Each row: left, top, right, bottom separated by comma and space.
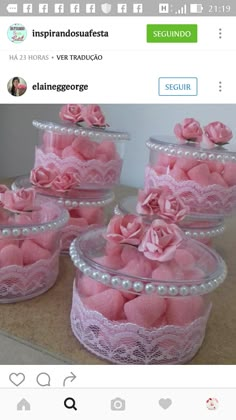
138, 219, 183, 262
105, 215, 144, 245
1, 188, 36, 212
81, 105, 107, 127
59, 104, 84, 124
174, 118, 203, 144
203, 121, 233, 148
0, 185, 9, 193
137, 188, 164, 216
30, 166, 57, 188
51, 172, 79, 192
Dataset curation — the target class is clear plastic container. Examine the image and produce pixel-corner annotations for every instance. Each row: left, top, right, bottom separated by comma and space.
31, 120, 129, 189
114, 195, 225, 246
12, 175, 114, 254
0, 197, 68, 303
146, 136, 236, 217
69, 227, 226, 364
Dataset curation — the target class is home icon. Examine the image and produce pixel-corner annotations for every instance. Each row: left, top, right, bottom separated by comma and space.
17, 398, 31, 411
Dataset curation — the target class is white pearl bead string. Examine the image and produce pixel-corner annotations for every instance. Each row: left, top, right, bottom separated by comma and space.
32, 120, 130, 141
69, 240, 227, 297
146, 139, 236, 163
57, 192, 114, 209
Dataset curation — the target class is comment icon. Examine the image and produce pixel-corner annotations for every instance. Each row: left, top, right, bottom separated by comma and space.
36, 372, 51, 387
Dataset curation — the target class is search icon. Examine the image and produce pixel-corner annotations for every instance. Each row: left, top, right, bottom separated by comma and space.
64, 398, 77, 411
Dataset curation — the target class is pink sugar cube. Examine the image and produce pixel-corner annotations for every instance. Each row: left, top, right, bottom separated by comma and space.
72, 136, 97, 160
175, 157, 199, 172
207, 161, 224, 173
78, 207, 104, 225
124, 294, 167, 328
175, 249, 195, 269
21, 240, 51, 265
210, 172, 228, 187
105, 242, 122, 257
0, 239, 20, 251
121, 245, 140, 265
152, 264, 173, 281
188, 163, 210, 186
119, 257, 152, 278
97, 140, 117, 161
157, 153, 176, 169
94, 255, 123, 270
31, 232, 56, 251
170, 166, 189, 182
166, 296, 204, 326
78, 275, 109, 297
154, 165, 167, 176
0, 244, 23, 267
183, 267, 205, 280
61, 146, 82, 159
83, 289, 125, 320
223, 162, 236, 186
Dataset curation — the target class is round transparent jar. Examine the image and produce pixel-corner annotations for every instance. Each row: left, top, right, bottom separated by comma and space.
12, 175, 114, 254
114, 196, 225, 246
0, 198, 68, 303
146, 136, 236, 218
69, 228, 227, 364
32, 120, 129, 189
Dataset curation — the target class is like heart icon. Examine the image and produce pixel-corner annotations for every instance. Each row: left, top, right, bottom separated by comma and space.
159, 398, 172, 410
9, 372, 25, 387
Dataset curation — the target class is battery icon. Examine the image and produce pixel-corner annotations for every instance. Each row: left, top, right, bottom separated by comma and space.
190, 4, 203, 13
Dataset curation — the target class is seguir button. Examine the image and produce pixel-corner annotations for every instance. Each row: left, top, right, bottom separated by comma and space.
158, 77, 198, 96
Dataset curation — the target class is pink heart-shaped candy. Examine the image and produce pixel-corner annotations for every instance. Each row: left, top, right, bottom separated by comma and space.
96, 140, 117, 160
78, 275, 109, 297
166, 296, 204, 326
223, 162, 236, 186
83, 289, 125, 320
175, 157, 199, 172
0, 244, 23, 267
175, 249, 195, 269
188, 163, 211, 186
21, 240, 51, 265
152, 264, 173, 281
210, 172, 227, 187
170, 167, 189, 182
124, 294, 167, 328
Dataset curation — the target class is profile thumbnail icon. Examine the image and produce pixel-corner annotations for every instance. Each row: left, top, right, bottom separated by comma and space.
7, 23, 27, 43
7, 77, 27, 97
206, 397, 219, 410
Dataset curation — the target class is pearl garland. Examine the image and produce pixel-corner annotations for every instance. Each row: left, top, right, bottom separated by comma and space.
146, 139, 236, 163
69, 239, 227, 297
0, 211, 69, 239
57, 192, 114, 209
32, 120, 129, 141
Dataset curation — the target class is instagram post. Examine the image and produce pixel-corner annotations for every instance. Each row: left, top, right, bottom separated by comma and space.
0, 104, 235, 365
1, 1, 236, 418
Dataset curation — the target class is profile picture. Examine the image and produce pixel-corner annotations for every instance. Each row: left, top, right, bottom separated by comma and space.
7, 23, 27, 43
7, 77, 27, 97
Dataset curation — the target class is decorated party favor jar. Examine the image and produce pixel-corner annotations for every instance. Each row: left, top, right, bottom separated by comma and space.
0, 185, 68, 303
145, 119, 236, 217
115, 195, 225, 246
31, 104, 129, 190
69, 215, 227, 364
12, 175, 114, 254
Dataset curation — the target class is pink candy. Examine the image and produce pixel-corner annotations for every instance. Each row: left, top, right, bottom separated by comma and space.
170, 167, 189, 182
166, 296, 204, 326
0, 245, 23, 267
152, 264, 173, 281
223, 163, 236, 186
21, 240, 51, 265
124, 294, 167, 327
175, 249, 195, 269
188, 163, 210, 186
78, 275, 109, 297
83, 289, 125, 320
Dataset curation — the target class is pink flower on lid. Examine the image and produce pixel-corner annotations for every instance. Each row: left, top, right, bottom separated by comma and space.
30, 166, 57, 188
138, 219, 183, 262
0, 185, 9, 193
204, 121, 233, 147
81, 104, 107, 127
59, 104, 84, 124
51, 172, 79, 192
137, 188, 189, 223
174, 118, 203, 144
105, 214, 145, 245
1, 188, 36, 212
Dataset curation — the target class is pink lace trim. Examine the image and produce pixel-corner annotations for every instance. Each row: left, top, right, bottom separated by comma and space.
0, 251, 59, 303
70, 282, 211, 365
145, 166, 236, 215
34, 149, 122, 186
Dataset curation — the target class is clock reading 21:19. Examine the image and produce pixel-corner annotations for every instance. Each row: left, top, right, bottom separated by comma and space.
209, 5, 231, 13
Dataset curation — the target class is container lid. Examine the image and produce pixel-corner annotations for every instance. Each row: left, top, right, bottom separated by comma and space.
33, 120, 130, 141
0, 196, 69, 240
70, 227, 227, 297
12, 175, 115, 207
147, 135, 236, 163
114, 196, 225, 239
